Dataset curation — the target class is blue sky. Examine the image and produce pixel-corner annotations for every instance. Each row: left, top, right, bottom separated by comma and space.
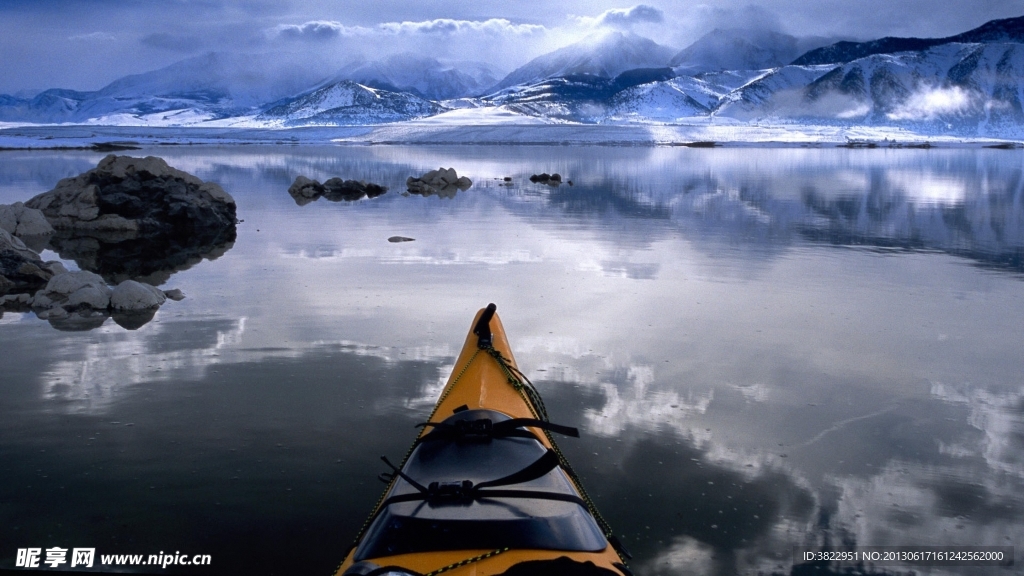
1, 0, 1021, 94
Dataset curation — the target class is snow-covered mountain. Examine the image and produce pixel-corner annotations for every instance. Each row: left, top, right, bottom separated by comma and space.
2, 13, 1024, 136
670, 29, 801, 74
490, 31, 677, 92
0, 52, 327, 124
607, 72, 767, 121
259, 81, 444, 125
794, 14, 1024, 65
333, 54, 501, 100
716, 42, 1024, 134
483, 68, 677, 123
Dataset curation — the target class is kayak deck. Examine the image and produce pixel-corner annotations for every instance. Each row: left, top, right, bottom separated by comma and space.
335, 305, 629, 576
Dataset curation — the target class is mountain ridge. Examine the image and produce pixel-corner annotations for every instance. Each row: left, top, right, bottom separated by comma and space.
793, 15, 1024, 65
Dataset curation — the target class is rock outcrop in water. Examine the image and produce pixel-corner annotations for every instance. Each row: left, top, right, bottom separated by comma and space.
288, 176, 388, 206
23, 155, 237, 286
26, 155, 236, 233
406, 168, 472, 198
529, 173, 562, 185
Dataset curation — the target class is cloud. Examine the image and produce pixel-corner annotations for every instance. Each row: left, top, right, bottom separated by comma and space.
595, 4, 664, 28
273, 18, 545, 41
574, 4, 666, 30
140, 32, 204, 52
267, 17, 551, 71
703, 4, 783, 33
69, 31, 116, 41
886, 85, 978, 121
376, 18, 546, 37
274, 20, 348, 41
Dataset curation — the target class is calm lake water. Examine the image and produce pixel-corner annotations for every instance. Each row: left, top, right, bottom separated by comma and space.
1, 146, 1023, 575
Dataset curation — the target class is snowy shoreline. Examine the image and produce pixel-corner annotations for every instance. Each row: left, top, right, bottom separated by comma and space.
0, 122, 1019, 149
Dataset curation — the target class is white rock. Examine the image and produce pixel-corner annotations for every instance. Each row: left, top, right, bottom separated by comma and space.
67, 285, 112, 309
30, 293, 54, 309
111, 280, 166, 311
44, 270, 107, 297
10, 203, 54, 236
163, 288, 186, 301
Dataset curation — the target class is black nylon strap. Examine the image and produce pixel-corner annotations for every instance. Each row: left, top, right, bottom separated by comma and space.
414, 418, 579, 447
475, 449, 559, 490
379, 489, 587, 509
499, 418, 580, 438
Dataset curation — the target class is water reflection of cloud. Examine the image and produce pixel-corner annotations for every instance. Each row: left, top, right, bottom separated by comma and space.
585, 377, 715, 438
40, 317, 253, 413
38, 322, 460, 416
886, 170, 968, 204
931, 383, 1024, 479
829, 460, 1024, 576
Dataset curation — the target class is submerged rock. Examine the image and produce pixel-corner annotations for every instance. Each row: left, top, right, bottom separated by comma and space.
288, 176, 387, 205
406, 167, 472, 198
163, 288, 186, 301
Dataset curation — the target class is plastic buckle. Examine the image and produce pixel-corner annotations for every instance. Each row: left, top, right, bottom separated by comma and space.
427, 480, 474, 501
454, 418, 493, 437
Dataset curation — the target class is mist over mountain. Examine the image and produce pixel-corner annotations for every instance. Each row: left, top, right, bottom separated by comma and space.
333, 54, 501, 100
0, 52, 328, 123
671, 29, 796, 73
489, 31, 677, 92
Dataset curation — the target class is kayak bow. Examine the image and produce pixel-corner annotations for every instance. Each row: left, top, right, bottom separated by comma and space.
334, 304, 630, 576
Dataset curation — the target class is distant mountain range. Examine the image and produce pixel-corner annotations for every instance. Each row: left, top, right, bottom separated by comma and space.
3, 14, 1024, 137
793, 14, 1024, 65
332, 54, 500, 101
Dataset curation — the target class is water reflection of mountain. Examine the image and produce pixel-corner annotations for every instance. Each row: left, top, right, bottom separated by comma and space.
498, 158, 1024, 278
799, 184, 1024, 274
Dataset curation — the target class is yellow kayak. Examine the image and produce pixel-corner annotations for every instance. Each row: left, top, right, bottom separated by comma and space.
334, 304, 632, 576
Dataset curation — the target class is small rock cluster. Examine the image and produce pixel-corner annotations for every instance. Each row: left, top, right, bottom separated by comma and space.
406, 168, 472, 198
529, 173, 563, 185
0, 268, 184, 330
288, 176, 388, 206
